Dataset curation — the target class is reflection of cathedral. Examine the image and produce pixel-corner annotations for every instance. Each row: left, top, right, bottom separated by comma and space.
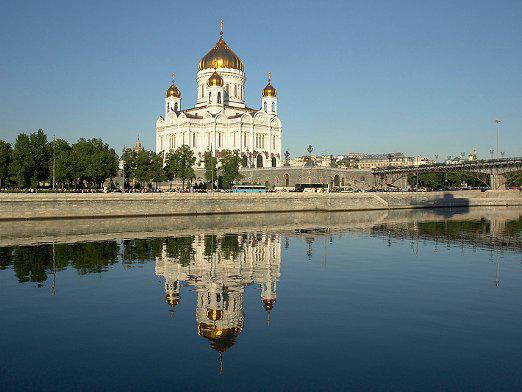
155, 233, 281, 371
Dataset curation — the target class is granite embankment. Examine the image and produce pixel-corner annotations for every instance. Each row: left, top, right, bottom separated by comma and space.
0, 190, 520, 221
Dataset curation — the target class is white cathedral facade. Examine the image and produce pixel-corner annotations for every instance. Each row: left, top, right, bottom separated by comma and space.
155, 21, 283, 168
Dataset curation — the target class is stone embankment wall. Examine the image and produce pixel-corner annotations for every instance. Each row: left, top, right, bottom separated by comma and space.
0, 190, 520, 221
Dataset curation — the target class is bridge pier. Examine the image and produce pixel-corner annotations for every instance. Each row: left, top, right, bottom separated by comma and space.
489, 173, 506, 190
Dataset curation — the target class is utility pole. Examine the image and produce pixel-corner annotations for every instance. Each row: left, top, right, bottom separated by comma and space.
52, 135, 56, 191
122, 145, 126, 192
495, 119, 501, 159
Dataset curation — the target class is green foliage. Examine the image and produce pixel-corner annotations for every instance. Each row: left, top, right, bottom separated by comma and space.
11, 133, 34, 188
165, 236, 195, 266
204, 235, 218, 257
69, 138, 118, 188
220, 234, 241, 259
220, 149, 242, 189
408, 172, 488, 189
122, 149, 165, 188
29, 129, 51, 186
52, 139, 73, 187
0, 140, 12, 188
165, 145, 196, 189
203, 151, 218, 188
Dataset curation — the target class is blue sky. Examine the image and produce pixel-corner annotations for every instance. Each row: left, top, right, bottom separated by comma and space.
1, 0, 521, 159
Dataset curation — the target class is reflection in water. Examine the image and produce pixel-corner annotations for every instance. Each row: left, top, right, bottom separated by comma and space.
0, 209, 521, 386
155, 233, 281, 373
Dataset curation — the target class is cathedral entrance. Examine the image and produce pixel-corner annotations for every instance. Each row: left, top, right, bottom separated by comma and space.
257, 155, 263, 168
271, 157, 276, 167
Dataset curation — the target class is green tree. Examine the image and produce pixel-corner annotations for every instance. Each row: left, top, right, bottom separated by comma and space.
204, 151, 218, 189
52, 139, 73, 188
165, 145, 196, 190
0, 140, 12, 188
29, 129, 51, 187
70, 138, 118, 188
10, 133, 33, 188
124, 149, 165, 188
220, 149, 242, 189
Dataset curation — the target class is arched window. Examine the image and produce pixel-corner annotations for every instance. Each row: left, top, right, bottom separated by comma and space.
217, 92, 222, 104
271, 157, 276, 167
209, 92, 212, 103
264, 102, 267, 112
192, 133, 196, 147
234, 84, 237, 97
167, 103, 170, 111
284, 173, 290, 187
271, 102, 275, 112
174, 102, 178, 111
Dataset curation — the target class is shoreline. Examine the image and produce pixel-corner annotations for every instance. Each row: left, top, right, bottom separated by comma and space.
0, 190, 520, 221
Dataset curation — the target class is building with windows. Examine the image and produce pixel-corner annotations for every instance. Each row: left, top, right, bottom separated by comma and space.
155, 21, 283, 168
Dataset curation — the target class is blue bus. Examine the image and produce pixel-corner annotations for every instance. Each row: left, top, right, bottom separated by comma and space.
232, 185, 267, 193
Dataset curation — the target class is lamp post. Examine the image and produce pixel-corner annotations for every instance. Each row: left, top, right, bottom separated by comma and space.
52, 135, 56, 191
434, 154, 439, 163
495, 119, 501, 158
307, 145, 313, 167
501, 151, 505, 158
489, 149, 494, 160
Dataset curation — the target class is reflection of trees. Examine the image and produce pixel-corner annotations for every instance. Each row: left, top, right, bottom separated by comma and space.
204, 235, 218, 258
56, 242, 119, 274
220, 234, 241, 260
165, 236, 195, 266
505, 219, 522, 237
123, 238, 163, 262
1, 241, 119, 284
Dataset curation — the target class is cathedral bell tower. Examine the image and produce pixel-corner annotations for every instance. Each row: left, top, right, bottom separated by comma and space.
261, 72, 277, 115
207, 67, 224, 115
165, 72, 181, 115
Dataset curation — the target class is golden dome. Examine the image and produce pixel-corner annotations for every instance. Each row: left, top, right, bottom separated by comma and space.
198, 21, 244, 72
166, 72, 181, 98
207, 70, 224, 87
262, 72, 277, 97
165, 293, 180, 308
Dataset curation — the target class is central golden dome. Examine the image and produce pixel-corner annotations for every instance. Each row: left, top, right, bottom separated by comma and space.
198, 22, 244, 72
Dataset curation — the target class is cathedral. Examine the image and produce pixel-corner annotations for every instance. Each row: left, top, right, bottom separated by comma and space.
155, 21, 283, 168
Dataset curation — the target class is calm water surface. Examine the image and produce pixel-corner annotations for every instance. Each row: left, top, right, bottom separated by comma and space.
0, 208, 521, 391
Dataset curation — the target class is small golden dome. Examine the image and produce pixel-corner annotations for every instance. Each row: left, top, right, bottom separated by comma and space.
198, 20, 244, 72
262, 72, 277, 97
207, 70, 224, 87
166, 72, 181, 98
165, 293, 180, 308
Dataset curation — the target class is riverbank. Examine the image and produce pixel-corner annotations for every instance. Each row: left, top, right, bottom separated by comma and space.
0, 190, 520, 221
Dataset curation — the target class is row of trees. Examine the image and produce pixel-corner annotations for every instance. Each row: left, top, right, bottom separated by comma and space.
0, 130, 118, 189
0, 130, 243, 190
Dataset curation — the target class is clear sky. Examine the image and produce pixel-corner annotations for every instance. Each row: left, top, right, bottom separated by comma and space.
1, 0, 521, 159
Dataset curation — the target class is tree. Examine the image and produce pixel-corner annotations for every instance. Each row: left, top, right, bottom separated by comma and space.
220, 149, 242, 189
0, 140, 12, 189
123, 149, 165, 189
29, 129, 51, 187
165, 145, 196, 190
204, 151, 218, 189
52, 139, 72, 188
10, 133, 33, 188
70, 138, 118, 188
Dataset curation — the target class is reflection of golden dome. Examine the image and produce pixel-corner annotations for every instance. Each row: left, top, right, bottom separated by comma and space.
198, 22, 244, 72
262, 72, 277, 97
165, 293, 180, 308
166, 72, 181, 98
207, 309, 223, 321
263, 298, 276, 311
198, 322, 242, 353
207, 70, 224, 87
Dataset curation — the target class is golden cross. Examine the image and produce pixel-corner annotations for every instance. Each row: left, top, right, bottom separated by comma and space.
171, 72, 175, 83
268, 71, 271, 83
220, 18, 223, 36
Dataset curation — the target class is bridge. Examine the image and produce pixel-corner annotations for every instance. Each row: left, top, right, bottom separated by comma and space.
372, 157, 522, 189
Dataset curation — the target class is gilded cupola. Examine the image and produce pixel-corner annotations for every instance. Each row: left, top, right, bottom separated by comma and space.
262, 72, 277, 97
166, 72, 181, 98
198, 19, 244, 72
207, 70, 224, 87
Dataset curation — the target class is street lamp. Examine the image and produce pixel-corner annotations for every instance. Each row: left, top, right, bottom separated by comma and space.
501, 151, 505, 158
495, 119, 501, 158
434, 154, 439, 163
489, 149, 494, 160
307, 145, 313, 167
